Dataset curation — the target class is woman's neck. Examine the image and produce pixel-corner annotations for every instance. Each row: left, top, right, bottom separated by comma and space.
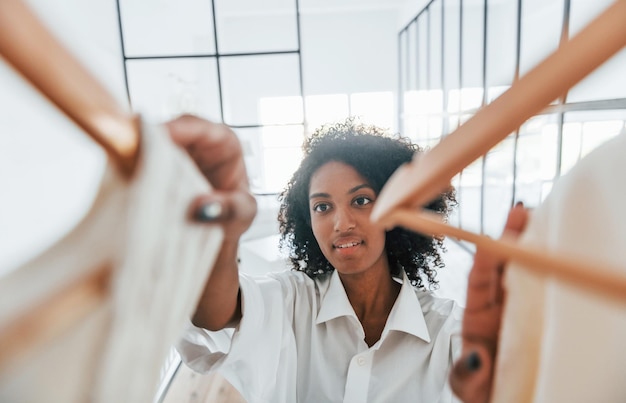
339, 267, 401, 326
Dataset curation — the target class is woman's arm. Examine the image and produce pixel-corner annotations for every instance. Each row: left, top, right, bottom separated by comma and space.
167, 115, 257, 331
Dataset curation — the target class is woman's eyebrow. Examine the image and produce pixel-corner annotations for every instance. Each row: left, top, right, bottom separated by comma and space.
309, 192, 330, 200
309, 184, 373, 200
348, 184, 374, 194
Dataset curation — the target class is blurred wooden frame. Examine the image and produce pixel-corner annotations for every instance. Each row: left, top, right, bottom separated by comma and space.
0, 0, 140, 372
0, 0, 140, 177
373, 0, 626, 300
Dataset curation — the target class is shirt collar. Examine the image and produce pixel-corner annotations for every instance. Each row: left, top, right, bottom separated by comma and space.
383, 270, 431, 343
315, 270, 431, 343
316, 269, 356, 324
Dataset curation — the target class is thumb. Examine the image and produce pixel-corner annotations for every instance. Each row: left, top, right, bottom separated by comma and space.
449, 345, 494, 403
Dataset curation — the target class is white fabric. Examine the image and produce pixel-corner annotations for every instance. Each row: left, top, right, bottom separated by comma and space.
178, 269, 463, 403
491, 131, 626, 402
0, 122, 223, 402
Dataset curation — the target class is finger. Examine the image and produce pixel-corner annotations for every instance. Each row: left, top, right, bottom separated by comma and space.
501, 203, 529, 238
166, 115, 230, 149
449, 345, 494, 403
466, 204, 529, 310
166, 115, 248, 191
464, 247, 501, 311
491, 204, 529, 303
189, 191, 257, 228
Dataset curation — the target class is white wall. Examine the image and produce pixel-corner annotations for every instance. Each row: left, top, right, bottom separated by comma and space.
301, 9, 399, 96
0, 0, 126, 273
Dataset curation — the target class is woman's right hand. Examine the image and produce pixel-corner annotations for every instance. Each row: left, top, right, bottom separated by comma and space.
166, 115, 257, 242
167, 115, 255, 330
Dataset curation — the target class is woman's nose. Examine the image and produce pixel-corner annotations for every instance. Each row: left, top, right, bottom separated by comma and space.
334, 208, 356, 232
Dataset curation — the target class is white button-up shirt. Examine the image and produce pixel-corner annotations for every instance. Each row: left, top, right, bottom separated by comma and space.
178, 269, 463, 403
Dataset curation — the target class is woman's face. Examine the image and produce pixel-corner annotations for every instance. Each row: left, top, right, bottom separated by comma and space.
308, 161, 388, 276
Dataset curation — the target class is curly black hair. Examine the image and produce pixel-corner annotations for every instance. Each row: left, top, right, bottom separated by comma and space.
277, 119, 457, 289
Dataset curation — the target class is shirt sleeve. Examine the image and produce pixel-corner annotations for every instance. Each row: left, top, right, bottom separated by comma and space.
176, 272, 298, 403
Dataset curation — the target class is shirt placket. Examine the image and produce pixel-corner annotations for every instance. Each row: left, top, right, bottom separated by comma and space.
343, 350, 374, 403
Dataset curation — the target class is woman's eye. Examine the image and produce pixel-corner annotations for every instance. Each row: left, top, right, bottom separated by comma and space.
313, 203, 330, 212
354, 196, 372, 206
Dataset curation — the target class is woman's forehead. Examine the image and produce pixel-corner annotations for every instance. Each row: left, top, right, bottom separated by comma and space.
308, 161, 371, 195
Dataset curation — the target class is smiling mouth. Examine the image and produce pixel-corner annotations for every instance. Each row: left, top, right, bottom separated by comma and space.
334, 241, 362, 249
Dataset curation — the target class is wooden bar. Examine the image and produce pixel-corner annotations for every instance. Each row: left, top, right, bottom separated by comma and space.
0, 0, 140, 177
382, 209, 626, 302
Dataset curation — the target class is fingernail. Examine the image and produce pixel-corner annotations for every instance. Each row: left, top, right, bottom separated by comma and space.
515, 201, 524, 208
194, 201, 223, 222
464, 351, 481, 372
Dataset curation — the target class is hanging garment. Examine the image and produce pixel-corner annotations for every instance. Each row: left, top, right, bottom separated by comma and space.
0, 122, 223, 403
491, 131, 626, 402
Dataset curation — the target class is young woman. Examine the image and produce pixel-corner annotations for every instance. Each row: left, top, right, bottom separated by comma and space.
170, 116, 463, 402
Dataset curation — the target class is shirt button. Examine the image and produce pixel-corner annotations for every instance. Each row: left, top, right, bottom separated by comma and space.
357, 357, 366, 366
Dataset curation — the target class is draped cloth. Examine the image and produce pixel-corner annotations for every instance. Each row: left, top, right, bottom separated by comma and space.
491, 131, 626, 402
0, 122, 223, 402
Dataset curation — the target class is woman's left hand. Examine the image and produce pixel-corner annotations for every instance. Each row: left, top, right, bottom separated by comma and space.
449, 204, 529, 403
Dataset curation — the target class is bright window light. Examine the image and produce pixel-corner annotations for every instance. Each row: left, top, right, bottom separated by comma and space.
460, 87, 484, 111
350, 91, 394, 131
258, 95, 303, 125
581, 120, 624, 157
305, 94, 349, 132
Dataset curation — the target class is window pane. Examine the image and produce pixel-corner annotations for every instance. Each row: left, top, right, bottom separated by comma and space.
486, 0, 518, 91
404, 115, 425, 144
305, 94, 349, 132
442, 0, 461, 89
404, 89, 443, 141
232, 127, 264, 191
515, 115, 559, 206
214, 0, 298, 53
407, 23, 418, 91
220, 54, 302, 126
300, 8, 398, 95
483, 136, 515, 238
120, 0, 215, 57
427, 116, 444, 140
460, 87, 483, 111
561, 110, 626, 174
519, 0, 563, 76
259, 96, 304, 125
417, 13, 429, 90
233, 125, 305, 194
459, 157, 483, 233
560, 121, 583, 175
443, 0, 461, 116
262, 125, 304, 149
461, 2, 484, 90
126, 58, 221, 122
262, 125, 304, 193
567, 0, 626, 102
399, 30, 409, 94
350, 92, 395, 131
429, 3, 443, 90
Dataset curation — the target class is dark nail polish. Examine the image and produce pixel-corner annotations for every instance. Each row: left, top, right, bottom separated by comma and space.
515, 201, 524, 208
194, 201, 223, 222
465, 351, 481, 371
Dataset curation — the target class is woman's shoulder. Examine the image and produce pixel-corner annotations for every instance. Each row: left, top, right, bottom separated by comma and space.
260, 268, 331, 293
414, 288, 464, 324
